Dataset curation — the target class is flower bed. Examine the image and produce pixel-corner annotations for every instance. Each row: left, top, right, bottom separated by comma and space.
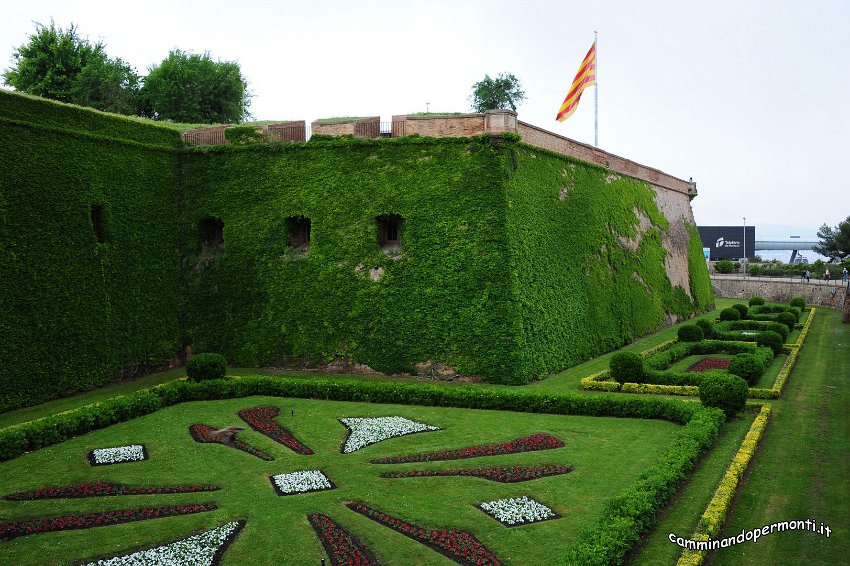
478, 496, 559, 527
370, 433, 565, 464
189, 423, 274, 461
238, 406, 313, 455
380, 464, 572, 483
3, 482, 220, 501
308, 513, 378, 566
686, 358, 730, 373
339, 416, 439, 454
87, 445, 148, 466
269, 470, 335, 496
83, 520, 243, 566
346, 501, 502, 566
0, 502, 217, 540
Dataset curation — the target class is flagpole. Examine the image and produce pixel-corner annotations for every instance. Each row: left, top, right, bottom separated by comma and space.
594, 30, 598, 147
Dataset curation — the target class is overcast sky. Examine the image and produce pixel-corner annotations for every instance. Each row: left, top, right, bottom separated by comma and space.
2, 0, 848, 243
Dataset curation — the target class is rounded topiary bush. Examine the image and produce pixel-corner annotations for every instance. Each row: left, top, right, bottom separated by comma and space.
698, 372, 749, 418
728, 353, 765, 385
186, 353, 227, 381
678, 324, 704, 342
748, 296, 765, 306
776, 311, 797, 331
720, 307, 741, 321
732, 304, 749, 319
756, 331, 784, 355
695, 318, 714, 339
789, 297, 806, 309
610, 352, 644, 384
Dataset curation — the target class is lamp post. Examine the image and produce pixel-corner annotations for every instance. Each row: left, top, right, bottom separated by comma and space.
743, 217, 746, 278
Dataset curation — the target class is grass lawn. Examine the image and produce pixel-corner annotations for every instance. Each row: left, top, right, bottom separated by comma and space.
710, 307, 849, 565
0, 397, 681, 565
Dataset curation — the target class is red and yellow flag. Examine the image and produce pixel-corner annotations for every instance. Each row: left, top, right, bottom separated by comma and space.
556, 41, 596, 122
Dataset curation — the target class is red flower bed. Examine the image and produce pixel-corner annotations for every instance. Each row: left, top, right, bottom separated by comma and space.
346, 502, 502, 566
189, 424, 274, 461
687, 357, 730, 373
308, 513, 379, 566
238, 406, 313, 455
0, 502, 217, 540
370, 433, 565, 464
380, 464, 573, 483
3, 482, 220, 501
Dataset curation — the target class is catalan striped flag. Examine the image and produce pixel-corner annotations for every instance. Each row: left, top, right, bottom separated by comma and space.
556, 41, 597, 122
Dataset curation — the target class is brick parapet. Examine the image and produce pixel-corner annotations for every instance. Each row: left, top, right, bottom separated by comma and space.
516, 121, 696, 197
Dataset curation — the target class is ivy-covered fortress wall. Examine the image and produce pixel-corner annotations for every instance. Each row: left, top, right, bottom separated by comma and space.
0, 91, 714, 410
179, 137, 522, 381
0, 91, 182, 412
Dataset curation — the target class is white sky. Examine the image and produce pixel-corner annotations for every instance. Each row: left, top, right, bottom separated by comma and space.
2, 0, 848, 240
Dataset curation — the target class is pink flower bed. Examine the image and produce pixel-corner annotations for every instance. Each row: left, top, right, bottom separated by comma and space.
3, 482, 220, 501
308, 513, 378, 565
189, 423, 274, 461
346, 501, 502, 566
0, 502, 217, 540
380, 464, 572, 483
238, 406, 313, 455
687, 357, 730, 373
370, 433, 565, 464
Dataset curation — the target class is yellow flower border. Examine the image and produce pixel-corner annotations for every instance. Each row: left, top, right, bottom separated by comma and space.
676, 404, 772, 565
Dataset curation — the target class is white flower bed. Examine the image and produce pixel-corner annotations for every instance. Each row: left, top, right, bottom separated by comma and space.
86, 521, 242, 565
270, 470, 334, 496
741, 331, 759, 336
339, 416, 439, 453
478, 496, 558, 526
88, 445, 147, 466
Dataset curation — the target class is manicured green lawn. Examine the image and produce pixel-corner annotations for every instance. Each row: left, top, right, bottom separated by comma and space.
0, 397, 680, 565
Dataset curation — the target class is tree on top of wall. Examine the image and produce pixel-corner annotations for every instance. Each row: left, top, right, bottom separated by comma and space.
138, 50, 251, 124
469, 72, 526, 112
813, 214, 850, 261
2, 21, 141, 115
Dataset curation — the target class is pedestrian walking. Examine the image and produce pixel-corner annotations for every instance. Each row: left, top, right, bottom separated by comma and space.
824, 269, 830, 282
843, 267, 848, 283
805, 270, 811, 283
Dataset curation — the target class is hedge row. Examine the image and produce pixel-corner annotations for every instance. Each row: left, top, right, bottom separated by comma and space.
0, 374, 724, 566
677, 405, 772, 565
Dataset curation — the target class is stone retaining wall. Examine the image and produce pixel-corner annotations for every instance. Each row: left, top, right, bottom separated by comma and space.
710, 276, 847, 309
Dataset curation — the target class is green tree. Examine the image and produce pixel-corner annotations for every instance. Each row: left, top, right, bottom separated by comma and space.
469, 72, 526, 112
813, 215, 850, 261
2, 21, 140, 114
139, 50, 250, 124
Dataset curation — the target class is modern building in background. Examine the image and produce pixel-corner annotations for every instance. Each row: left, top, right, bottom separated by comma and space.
698, 226, 755, 261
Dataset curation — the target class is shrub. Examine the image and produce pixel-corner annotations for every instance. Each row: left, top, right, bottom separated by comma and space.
698, 372, 749, 418
678, 324, 704, 342
610, 352, 645, 384
728, 353, 765, 385
715, 260, 734, 274
776, 311, 797, 331
186, 353, 227, 381
695, 319, 715, 339
748, 296, 765, 306
755, 331, 784, 355
719, 308, 741, 321
732, 304, 749, 319
224, 125, 264, 144
789, 297, 806, 309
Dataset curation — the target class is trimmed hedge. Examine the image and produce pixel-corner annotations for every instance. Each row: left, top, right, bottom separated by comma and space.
698, 373, 749, 418
678, 324, 704, 342
727, 353, 765, 385
186, 353, 227, 381
789, 297, 806, 309
756, 331, 784, 355
731, 304, 749, 319
695, 319, 714, 339
610, 352, 645, 384
719, 308, 740, 321
748, 296, 765, 306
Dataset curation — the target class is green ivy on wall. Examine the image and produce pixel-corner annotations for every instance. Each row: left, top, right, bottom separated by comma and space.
0, 91, 182, 412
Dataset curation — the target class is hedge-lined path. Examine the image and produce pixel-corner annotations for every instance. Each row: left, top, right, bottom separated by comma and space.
708, 306, 848, 566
